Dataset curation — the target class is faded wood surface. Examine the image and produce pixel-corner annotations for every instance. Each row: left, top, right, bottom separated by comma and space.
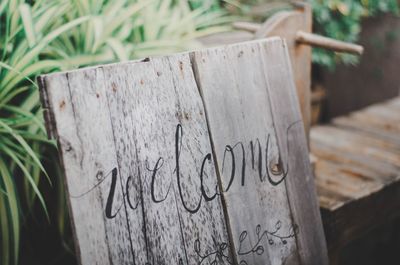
311, 97, 400, 256
39, 69, 131, 264
40, 56, 232, 265
39, 38, 327, 265
259, 40, 328, 265
192, 40, 299, 265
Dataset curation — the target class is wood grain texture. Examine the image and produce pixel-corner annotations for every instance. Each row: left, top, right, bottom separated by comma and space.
259, 39, 328, 265
191, 39, 299, 265
39, 69, 133, 264
310, 97, 400, 259
39, 38, 328, 265
40, 56, 232, 265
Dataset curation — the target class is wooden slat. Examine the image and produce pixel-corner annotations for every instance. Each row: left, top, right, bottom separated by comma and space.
39, 70, 133, 264
312, 140, 400, 182
259, 39, 328, 265
315, 159, 383, 209
312, 126, 400, 170
333, 101, 400, 143
314, 126, 400, 160
192, 39, 299, 265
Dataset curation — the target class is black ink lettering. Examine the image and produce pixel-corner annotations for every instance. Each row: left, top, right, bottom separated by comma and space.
126, 176, 139, 210
105, 168, 123, 219
222, 145, 235, 192
200, 153, 218, 201
175, 124, 202, 213
147, 158, 171, 203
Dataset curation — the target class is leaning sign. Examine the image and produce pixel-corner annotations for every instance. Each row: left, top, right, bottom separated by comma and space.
38, 38, 328, 265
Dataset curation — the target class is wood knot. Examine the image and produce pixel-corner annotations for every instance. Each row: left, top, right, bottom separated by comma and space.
96, 93, 100, 98
238, 51, 244, 57
184, 112, 190, 120
59, 100, 66, 110
156, 71, 162, 77
179, 61, 183, 71
140, 79, 144, 85
270, 162, 283, 176
96, 170, 104, 180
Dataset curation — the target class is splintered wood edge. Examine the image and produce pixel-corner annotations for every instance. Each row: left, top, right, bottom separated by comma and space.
37, 75, 54, 140
37, 73, 84, 263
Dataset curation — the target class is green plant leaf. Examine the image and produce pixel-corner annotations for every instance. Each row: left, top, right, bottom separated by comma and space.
19, 3, 37, 48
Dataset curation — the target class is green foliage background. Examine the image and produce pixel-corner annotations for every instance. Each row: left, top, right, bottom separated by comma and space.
311, 0, 399, 68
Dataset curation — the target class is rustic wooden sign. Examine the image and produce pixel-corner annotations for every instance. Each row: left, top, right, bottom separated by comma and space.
39, 38, 328, 265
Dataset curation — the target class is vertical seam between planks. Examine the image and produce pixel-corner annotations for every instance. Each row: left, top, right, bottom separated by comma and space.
189, 52, 238, 265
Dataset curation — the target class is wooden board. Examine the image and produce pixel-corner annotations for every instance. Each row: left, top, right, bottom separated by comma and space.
192, 41, 299, 265
310, 97, 400, 259
259, 39, 327, 265
39, 38, 327, 265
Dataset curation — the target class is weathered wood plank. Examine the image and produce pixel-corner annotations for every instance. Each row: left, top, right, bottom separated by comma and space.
259, 39, 329, 265
192, 39, 299, 265
333, 110, 400, 144
315, 160, 383, 202
41, 57, 233, 265
311, 126, 400, 172
311, 141, 400, 182
39, 70, 134, 264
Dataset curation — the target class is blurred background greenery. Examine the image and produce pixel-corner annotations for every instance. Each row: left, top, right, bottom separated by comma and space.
0, 0, 398, 264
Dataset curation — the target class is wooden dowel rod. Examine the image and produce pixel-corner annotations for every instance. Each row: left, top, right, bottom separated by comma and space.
296, 31, 364, 55
232, 22, 364, 55
232, 21, 260, 32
